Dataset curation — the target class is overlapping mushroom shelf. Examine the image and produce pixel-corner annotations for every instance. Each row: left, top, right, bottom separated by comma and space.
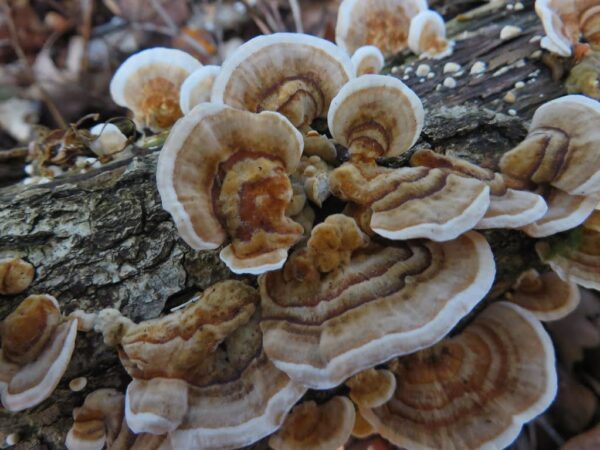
260, 231, 495, 389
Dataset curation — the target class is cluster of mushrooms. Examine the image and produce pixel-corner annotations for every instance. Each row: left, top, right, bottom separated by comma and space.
2, 0, 600, 449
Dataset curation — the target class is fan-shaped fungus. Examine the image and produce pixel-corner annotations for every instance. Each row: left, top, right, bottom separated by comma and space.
96, 281, 306, 449
269, 397, 355, 450
179, 65, 220, 115
110, 48, 201, 131
260, 224, 495, 389
0, 295, 77, 411
507, 269, 580, 321
0, 258, 34, 295
351, 45, 385, 76
361, 302, 557, 450
156, 103, 304, 274
408, 10, 453, 58
336, 0, 428, 57
500, 95, 600, 196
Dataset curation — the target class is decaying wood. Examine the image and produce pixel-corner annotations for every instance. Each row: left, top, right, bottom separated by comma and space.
0, 1, 567, 448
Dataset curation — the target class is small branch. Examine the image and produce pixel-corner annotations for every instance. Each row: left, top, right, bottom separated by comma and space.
79, 0, 94, 73
289, 0, 303, 33
240, 0, 273, 35
130, 22, 209, 58
0, 0, 67, 129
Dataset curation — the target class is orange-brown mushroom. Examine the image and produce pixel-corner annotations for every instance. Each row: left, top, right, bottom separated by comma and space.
110, 48, 201, 131
0, 258, 34, 295
536, 0, 600, 56
361, 302, 557, 450
156, 103, 304, 274
507, 269, 580, 321
96, 280, 306, 449
346, 368, 396, 408
336, 0, 428, 57
500, 95, 600, 196
269, 396, 355, 450
260, 224, 495, 389
0, 294, 77, 411
408, 10, 453, 58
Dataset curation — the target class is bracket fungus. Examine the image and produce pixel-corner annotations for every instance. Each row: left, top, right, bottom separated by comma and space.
328, 74, 424, 162
156, 103, 304, 275
500, 95, 600, 196
336, 0, 428, 57
522, 188, 600, 237
329, 162, 490, 241
506, 269, 580, 321
211, 33, 354, 132
410, 149, 548, 230
351, 45, 385, 76
408, 10, 453, 58
0, 257, 34, 295
66, 389, 128, 450
0, 294, 77, 411
295, 155, 333, 208
537, 210, 600, 291
260, 223, 495, 389
346, 368, 396, 408
536, 0, 600, 56
269, 396, 355, 450
96, 280, 306, 449
179, 65, 220, 115
360, 302, 557, 450
110, 47, 202, 131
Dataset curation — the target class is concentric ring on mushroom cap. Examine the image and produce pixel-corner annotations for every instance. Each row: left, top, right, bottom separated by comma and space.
0, 295, 78, 412
336, 0, 428, 56
500, 95, 600, 196
361, 302, 557, 450
328, 75, 424, 159
179, 65, 221, 115
156, 103, 303, 251
351, 46, 385, 76
259, 231, 495, 389
408, 9, 451, 57
110, 47, 202, 108
211, 33, 354, 128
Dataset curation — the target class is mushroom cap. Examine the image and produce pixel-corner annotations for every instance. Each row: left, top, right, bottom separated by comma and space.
336, 0, 429, 57
536, 0, 590, 56
109, 48, 202, 130
410, 148, 548, 229
0, 257, 34, 295
269, 396, 355, 450
110, 281, 306, 448
156, 103, 303, 273
346, 368, 396, 408
125, 378, 189, 434
352, 409, 376, 438
361, 302, 557, 450
259, 230, 495, 389
537, 211, 600, 291
66, 388, 126, 450
89, 123, 128, 157
500, 95, 600, 196
329, 163, 490, 242
408, 10, 452, 58
1, 295, 77, 411
351, 45, 385, 76
507, 269, 580, 321
476, 188, 548, 229
211, 33, 354, 128
179, 65, 221, 115
328, 75, 424, 160
522, 188, 600, 237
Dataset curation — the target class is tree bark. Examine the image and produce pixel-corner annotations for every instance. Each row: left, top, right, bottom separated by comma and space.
0, 1, 567, 448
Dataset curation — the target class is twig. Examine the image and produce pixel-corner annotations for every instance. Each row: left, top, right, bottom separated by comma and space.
130, 22, 209, 58
289, 0, 303, 33
150, 0, 178, 32
536, 416, 565, 447
0, 0, 67, 128
240, 0, 273, 35
79, 0, 94, 73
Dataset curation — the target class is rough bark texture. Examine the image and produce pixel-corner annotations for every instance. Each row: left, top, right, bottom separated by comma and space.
0, 1, 567, 448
